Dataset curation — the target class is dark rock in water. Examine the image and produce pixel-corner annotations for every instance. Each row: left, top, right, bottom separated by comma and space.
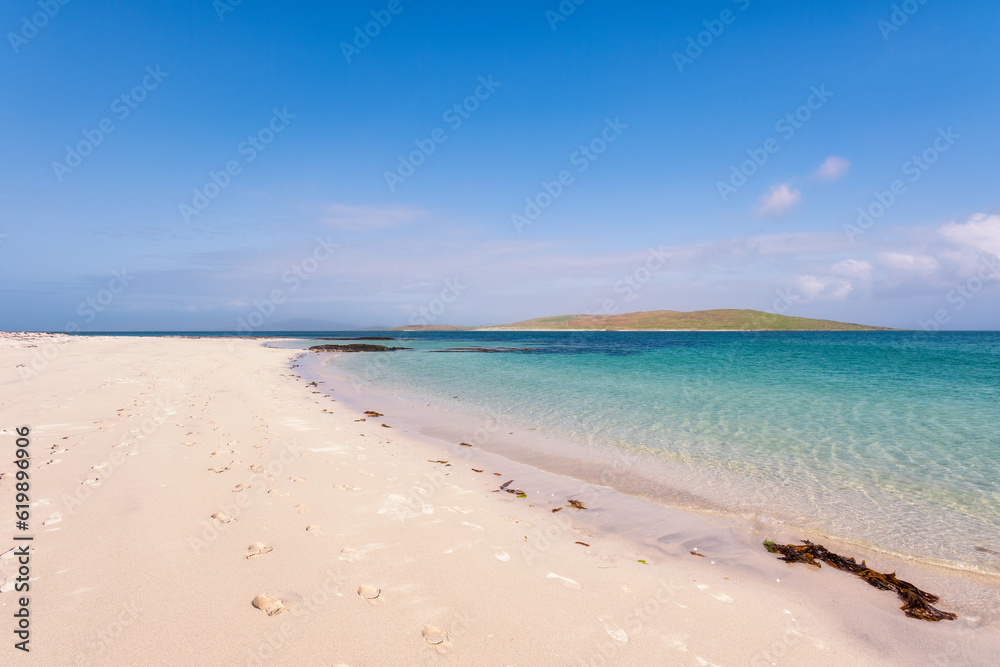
316, 336, 397, 341
309, 344, 411, 352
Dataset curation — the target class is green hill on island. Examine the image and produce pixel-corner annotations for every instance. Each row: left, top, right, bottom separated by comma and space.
392, 309, 891, 331
490, 309, 890, 331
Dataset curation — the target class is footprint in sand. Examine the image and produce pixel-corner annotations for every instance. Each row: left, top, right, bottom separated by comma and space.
357, 585, 380, 600
339, 548, 360, 563
212, 513, 235, 524
82, 478, 101, 487
546, 573, 581, 590
339, 484, 360, 491
246, 542, 274, 559
599, 616, 628, 643
208, 467, 228, 473
696, 584, 733, 603
252, 594, 286, 616
42, 513, 62, 526
232, 483, 250, 492
295, 503, 309, 513
249, 465, 265, 473
267, 489, 284, 497
306, 524, 323, 535
493, 548, 511, 562
421, 625, 448, 645
289, 476, 306, 483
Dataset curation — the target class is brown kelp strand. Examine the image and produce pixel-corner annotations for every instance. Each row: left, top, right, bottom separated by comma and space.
763, 540, 957, 622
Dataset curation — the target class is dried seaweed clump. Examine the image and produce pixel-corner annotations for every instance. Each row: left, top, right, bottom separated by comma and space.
763, 540, 956, 622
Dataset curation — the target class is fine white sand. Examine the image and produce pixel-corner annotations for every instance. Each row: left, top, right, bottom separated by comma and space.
1, 333, 998, 665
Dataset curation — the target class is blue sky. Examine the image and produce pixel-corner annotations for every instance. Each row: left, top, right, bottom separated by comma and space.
2, 0, 999, 330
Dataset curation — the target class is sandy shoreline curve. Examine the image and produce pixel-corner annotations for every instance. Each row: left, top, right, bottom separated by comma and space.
1, 333, 998, 665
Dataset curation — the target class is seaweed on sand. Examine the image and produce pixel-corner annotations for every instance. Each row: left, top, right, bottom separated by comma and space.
763, 540, 957, 622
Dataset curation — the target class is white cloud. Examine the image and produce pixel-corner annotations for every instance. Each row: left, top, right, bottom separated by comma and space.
832, 259, 873, 282
756, 183, 801, 217
321, 204, 427, 230
877, 252, 940, 277
789, 268, 863, 303
814, 156, 850, 182
939, 213, 1000, 257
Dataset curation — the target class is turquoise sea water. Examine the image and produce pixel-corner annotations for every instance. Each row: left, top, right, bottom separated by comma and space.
302, 331, 999, 572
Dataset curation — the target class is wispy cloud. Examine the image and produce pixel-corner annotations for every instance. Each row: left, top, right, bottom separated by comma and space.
756, 183, 801, 217
813, 155, 850, 182
321, 204, 427, 230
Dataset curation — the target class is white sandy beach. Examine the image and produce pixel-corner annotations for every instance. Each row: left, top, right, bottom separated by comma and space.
1, 334, 998, 666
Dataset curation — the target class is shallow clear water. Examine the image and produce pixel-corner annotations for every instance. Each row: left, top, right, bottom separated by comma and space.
302, 331, 1000, 572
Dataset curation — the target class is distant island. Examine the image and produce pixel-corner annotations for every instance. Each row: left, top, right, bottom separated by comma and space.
393, 309, 892, 332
